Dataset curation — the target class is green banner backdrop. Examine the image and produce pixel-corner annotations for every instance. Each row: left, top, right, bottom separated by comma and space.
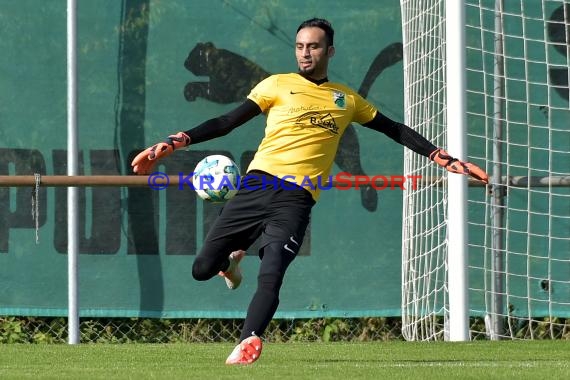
0, 0, 406, 318
2, 0, 567, 319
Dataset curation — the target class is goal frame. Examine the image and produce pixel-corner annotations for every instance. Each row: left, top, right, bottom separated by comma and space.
446, 0, 469, 341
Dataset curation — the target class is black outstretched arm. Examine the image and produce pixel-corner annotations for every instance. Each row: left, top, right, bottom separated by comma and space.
185, 99, 262, 144
363, 112, 437, 157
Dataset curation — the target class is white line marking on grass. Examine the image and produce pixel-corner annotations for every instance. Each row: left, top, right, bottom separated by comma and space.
386, 361, 569, 368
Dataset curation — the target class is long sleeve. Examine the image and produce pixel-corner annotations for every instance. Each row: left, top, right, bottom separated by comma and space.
184, 99, 262, 145
362, 112, 437, 157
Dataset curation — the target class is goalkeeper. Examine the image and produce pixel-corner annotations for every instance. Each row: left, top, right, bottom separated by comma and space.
132, 18, 488, 365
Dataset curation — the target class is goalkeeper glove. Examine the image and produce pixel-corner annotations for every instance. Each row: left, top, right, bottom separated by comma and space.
429, 148, 489, 184
131, 132, 190, 174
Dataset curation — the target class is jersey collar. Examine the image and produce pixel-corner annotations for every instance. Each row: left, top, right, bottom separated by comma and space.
297, 73, 329, 86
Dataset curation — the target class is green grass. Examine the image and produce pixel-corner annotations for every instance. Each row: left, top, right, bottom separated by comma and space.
0, 341, 568, 379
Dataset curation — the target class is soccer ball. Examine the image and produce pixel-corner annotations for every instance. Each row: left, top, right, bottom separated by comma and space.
192, 155, 240, 202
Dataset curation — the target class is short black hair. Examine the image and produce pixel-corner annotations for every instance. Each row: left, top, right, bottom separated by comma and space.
296, 18, 334, 47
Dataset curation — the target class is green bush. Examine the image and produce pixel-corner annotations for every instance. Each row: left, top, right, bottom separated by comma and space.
0, 316, 568, 343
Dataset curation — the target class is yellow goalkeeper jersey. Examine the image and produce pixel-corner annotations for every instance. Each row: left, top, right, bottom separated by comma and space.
247, 73, 378, 200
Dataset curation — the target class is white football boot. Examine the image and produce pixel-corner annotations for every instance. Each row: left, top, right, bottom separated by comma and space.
218, 250, 246, 290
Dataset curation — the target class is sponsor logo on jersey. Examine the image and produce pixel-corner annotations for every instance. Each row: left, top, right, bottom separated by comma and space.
296, 111, 338, 134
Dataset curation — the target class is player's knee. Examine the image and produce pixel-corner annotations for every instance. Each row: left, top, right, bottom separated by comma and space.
192, 256, 215, 281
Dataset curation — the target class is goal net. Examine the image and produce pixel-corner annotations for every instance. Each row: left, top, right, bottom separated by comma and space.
400, 0, 570, 340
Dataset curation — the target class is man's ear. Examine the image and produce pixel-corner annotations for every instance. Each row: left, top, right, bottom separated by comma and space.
327, 45, 335, 57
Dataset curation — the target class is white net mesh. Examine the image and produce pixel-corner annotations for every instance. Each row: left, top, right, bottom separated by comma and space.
400, 0, 570, 340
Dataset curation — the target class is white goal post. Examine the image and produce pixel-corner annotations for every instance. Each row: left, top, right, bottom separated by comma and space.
400, 0, 570, 340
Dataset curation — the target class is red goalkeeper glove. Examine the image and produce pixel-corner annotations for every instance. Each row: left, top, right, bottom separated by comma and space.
131, 132, 190, 174
429, 148, 489, 184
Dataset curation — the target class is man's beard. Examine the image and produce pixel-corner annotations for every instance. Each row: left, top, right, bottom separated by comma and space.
298, 66, 315, 75
299, 67, 315, 76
